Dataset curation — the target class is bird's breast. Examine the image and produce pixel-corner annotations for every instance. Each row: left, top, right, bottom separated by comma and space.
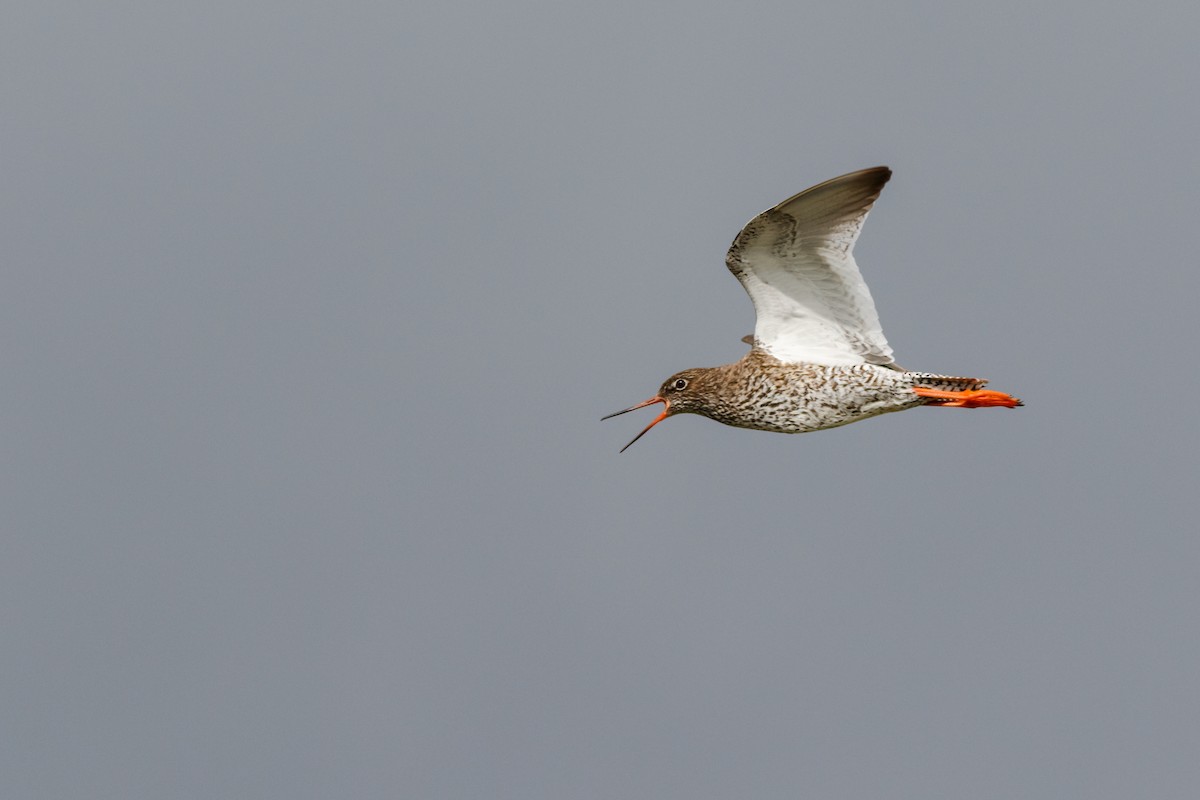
696, 362, 920, 433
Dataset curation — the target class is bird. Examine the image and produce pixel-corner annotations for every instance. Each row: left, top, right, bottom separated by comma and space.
603, 166, 1022, 452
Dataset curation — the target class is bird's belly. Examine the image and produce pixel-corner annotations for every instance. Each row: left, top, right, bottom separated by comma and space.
711, 374, 921, 434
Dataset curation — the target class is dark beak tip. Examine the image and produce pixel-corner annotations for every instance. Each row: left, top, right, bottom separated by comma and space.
608, 399, 670, 453
601, 395, 665, 422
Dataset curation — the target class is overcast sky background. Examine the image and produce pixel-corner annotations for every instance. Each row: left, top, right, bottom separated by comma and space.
4, 2, 1199, 798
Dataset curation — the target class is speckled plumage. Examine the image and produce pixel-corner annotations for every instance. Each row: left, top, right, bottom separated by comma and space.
604, 167, 1021, 451
657, 351, 984, 434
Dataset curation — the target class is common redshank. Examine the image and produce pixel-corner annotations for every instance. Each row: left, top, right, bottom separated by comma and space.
604, 166, 1022, 452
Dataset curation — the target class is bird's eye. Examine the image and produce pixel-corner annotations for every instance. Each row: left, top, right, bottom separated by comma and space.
672, 378, 688, 391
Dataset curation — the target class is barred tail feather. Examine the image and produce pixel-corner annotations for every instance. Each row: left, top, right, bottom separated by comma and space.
909, 373, 989, 392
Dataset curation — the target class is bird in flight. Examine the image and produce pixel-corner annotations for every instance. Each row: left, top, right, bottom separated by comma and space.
604, 167, 1022, 452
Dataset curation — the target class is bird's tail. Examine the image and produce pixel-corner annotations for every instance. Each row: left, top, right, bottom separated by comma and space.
908, 373, 1023, 408
909, 373, 989, 392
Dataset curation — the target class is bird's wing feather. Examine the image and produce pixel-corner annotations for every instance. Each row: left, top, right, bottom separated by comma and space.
724, 166, 896, 366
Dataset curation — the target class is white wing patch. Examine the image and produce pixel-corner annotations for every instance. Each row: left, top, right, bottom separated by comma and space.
725, 167, 896, 367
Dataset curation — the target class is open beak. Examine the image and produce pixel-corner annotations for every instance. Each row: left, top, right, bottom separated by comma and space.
601, 396, 670, 453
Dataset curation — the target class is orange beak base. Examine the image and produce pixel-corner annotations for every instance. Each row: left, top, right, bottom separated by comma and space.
601, 396, 669, 453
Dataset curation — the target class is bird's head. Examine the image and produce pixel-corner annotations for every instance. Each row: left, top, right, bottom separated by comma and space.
602, 369, 714, 452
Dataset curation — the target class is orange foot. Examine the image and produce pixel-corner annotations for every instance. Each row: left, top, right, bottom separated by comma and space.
914, 387, 1024, 408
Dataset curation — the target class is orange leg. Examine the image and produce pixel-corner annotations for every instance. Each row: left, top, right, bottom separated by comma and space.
914, 387, 1023, 408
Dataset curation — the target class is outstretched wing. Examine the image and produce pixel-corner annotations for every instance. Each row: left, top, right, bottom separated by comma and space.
725, 167, 896, 367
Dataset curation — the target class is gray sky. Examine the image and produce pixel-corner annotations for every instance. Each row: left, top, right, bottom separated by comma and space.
4, 1, 1199, 798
